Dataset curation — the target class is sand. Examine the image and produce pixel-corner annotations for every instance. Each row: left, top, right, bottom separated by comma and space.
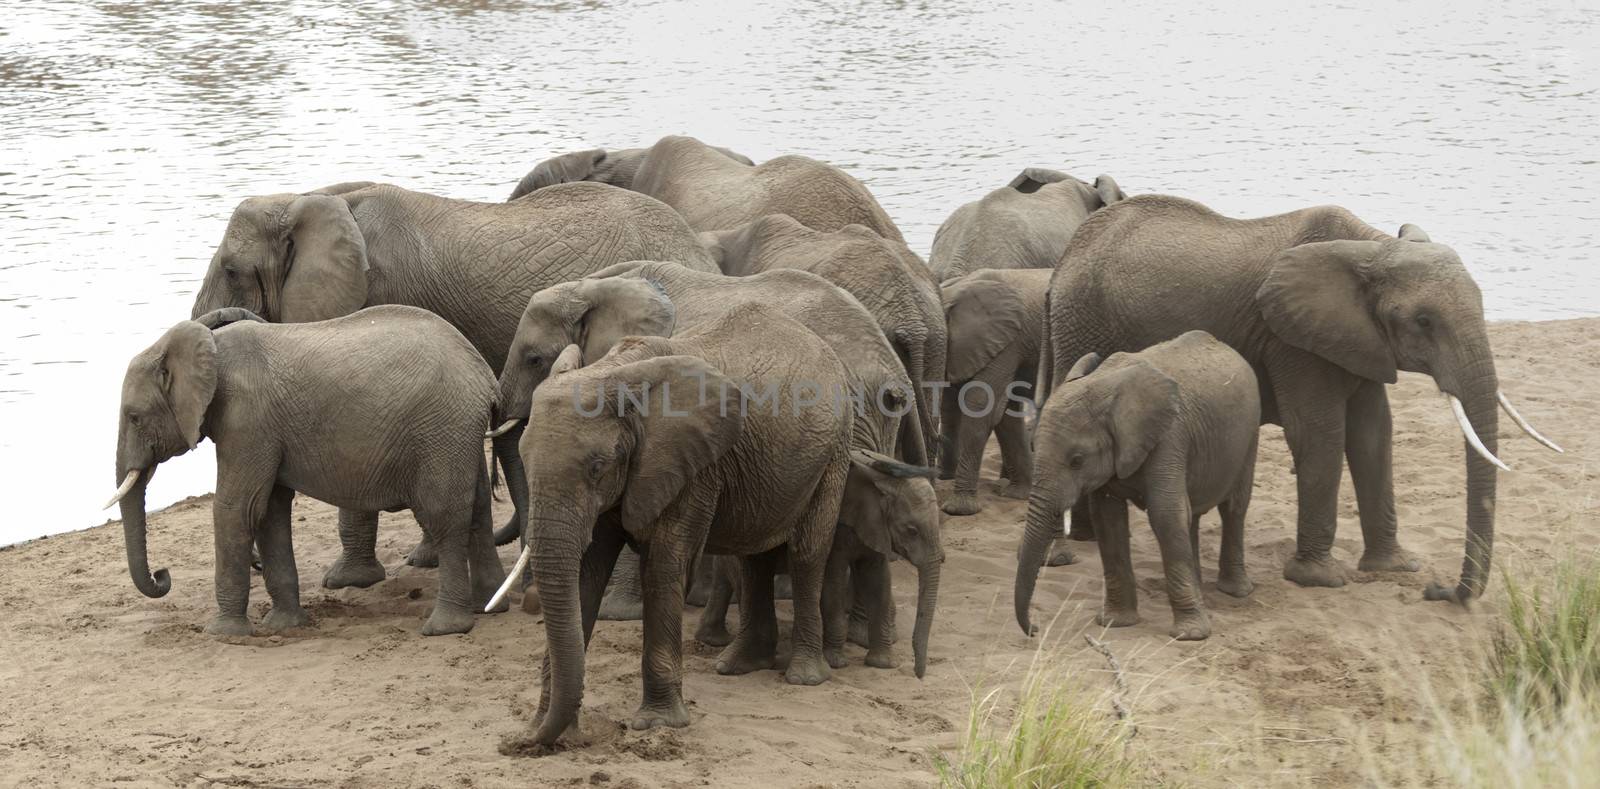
2, 318, 1596, 788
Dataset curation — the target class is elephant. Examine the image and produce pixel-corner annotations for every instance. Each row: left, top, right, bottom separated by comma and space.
188, 180, 716, 565
929, 167, 1126, 282
1016, 331, 1261, 641
510, 135, 906, 243
492, 259, 926, 627
506, 304, 853, 744
105, 305, 507, 637
1039, 195, 1563, 602
938, 268, 1051, 516
700, 213, 945, 465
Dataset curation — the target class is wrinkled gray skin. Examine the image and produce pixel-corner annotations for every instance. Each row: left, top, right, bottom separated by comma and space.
518, 306, 851, 744
1041, 195, 1543, 601
929, 168, 1126, 282
111, 306, 506, 638
1017, 332, 1260, 641
497, 260, 927, 626
511, 135, 906, 243
189, 181, 714, 567
702, 214, 945, 465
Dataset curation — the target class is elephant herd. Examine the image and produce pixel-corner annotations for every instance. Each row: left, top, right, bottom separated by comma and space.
106, 134, 1561, 746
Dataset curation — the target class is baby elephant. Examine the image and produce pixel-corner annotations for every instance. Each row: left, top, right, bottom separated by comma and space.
1015, 331, 1260, 640
106, 305, 507, 638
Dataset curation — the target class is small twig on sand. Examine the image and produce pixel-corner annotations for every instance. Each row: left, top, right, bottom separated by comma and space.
1084, 634, 1136, 741
1258, 736, 1349, 745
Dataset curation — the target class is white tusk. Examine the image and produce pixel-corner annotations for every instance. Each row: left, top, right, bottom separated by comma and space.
1061, 509, 1072, 538
1449, 395, 1510, 472
1498, 391, 1563, 454
486, 544, 532, 611
103, 469, 141, 510
485, 419, 522, 439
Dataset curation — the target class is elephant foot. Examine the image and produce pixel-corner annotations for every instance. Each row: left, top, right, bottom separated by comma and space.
847, 612, 870, 648
405, 540, 440, 569
824, 646, 848, 669
322, 555, 387, 589
520, 587, 542, 615
1000, 480, 1032, 501
260, 605, 310, 632
205, 614, 253, 637
597, 590, 644, 621
941, 492, 981, 517
784, 652, 832, 686
694, 617, 733, 647
715, 634, 776, 675
630, 697, 690, 731
1283, 554, 1347, 588
1216, 571, 1254, 598
1358, 547, 1421, 573
1095, 607, 1139, 628
1043, 541, 1078, 567
773, 574, 793, 601
865, 647, 897, 670
685, 584, 710, 608
492, 517, 521, 547
420, 605, 475, 636
1168, 610, 1211, 641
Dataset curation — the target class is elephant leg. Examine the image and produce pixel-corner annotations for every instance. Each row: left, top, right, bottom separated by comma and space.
938, 386, 962, 480
323, 509, 385, 589
685, 551, 713, 607
1273, 362, 1353, 588
491, 425, 529, 547
822, 545, 852, 669
995, 408, 1033, 499
859, 555, 897, 669
1346, 379, 1419, 573
847, 558, 896, 648
693, 556, 738, 646
468, 460, 509, 613
1092, 492, 1139, 628
944, 366, 1012, 516
783, 470, 847, 687
1189, 512, 1204, 594
1216, 496, 1254, 598
716, 550, 779, 675
1148, 487, 1209, 641
416, 503, 475, 636
633, 528, 701, 731
257, 485, 309, 632
406, 534, 440, 568
206, 481, 269, 637
598, 547, 645, 621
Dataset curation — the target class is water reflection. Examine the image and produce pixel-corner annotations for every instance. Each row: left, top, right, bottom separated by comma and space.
2, 0, 1596, 544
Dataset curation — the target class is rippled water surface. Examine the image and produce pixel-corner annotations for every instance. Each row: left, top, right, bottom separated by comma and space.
2, 0, 1597, 544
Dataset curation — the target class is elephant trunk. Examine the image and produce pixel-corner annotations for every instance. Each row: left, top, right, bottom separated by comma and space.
1431, 362, 1500, 603
491, 422, 529, 547
900, 338, 939, 466
912, 557, 941, 679
118, 471, 171, 598
530, 525, 585, 745
1014, 489, 1063, 635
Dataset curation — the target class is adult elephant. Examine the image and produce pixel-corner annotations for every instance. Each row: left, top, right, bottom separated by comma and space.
510, 135, 906, 243
929, 167, 1126, 282
700, 214, 944, 464
1040, 195, 1562, 601
189, 180, 716, 559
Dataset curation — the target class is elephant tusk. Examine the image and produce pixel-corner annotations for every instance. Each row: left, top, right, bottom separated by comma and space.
1061, 509, 1072, 538
1449, 395, 1510, 472
485, 419, 522, 439
103, 469, 141, 510
486, 544, 532, 611
1498, 391, 1564, 454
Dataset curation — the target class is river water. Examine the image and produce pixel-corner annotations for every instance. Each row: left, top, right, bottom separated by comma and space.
2, 0, 1596, 545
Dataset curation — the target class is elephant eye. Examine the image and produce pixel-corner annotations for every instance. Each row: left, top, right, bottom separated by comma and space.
127, 411, 141, 426
527, 354, 544, 368
1068, 454, 1085, 470
587, 455, 608, 479
1415, 314, 1432, 330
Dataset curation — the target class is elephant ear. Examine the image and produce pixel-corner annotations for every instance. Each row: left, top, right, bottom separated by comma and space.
1093, 175, 1127, 206
515, 149, 607, 198
942, 276, 1025, 383
576, 277, 676, 362
614, 355, 743, 531
1256, 240, 1397, 384
278, 193, 369, 323
157, 321, 219, 450
1398, 223, 1432, 242
711, 146, 755, 166
1102, 359, 1179, 479
1065, 351, 1103, 382
1007, 167, 1073, 194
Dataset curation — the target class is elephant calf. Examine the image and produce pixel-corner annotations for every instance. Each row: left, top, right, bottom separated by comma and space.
106, 306, 507, 638
1016, 331, 1260, 641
